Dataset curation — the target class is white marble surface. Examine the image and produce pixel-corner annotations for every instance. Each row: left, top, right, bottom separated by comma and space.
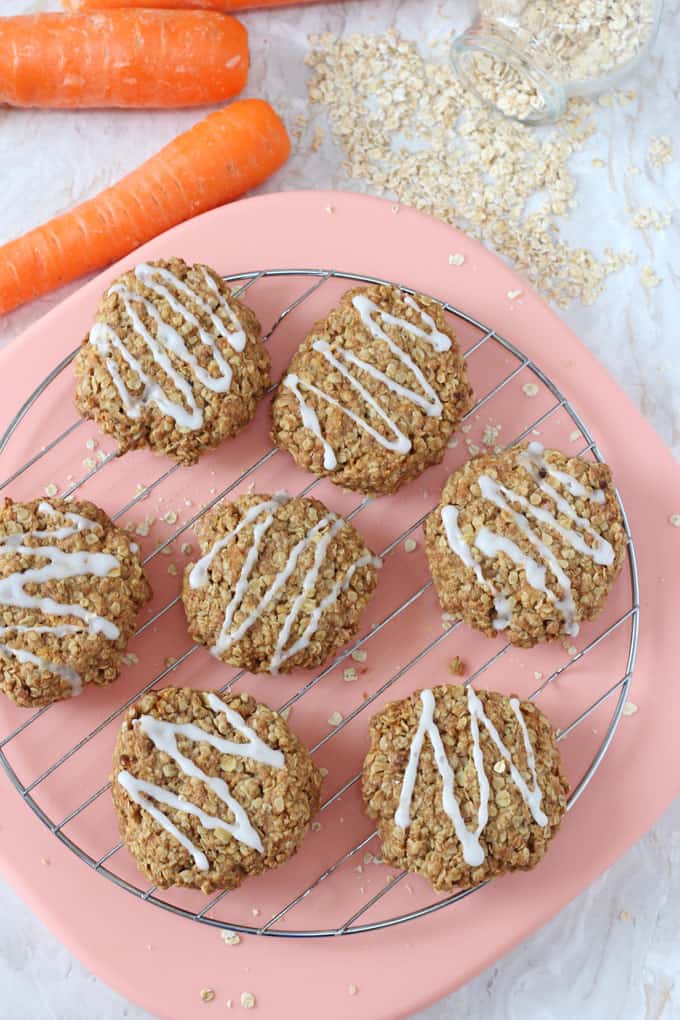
0, 1, 679, 1018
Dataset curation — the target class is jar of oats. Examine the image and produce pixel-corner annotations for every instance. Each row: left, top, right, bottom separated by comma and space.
452, 0, 662, 123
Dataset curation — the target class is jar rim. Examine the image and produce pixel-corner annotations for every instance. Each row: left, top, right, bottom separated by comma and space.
451, 30, 567, 124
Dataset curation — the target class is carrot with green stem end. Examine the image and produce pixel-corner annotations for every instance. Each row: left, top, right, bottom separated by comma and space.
0, 11, 248, 109
0, 99, 290, 316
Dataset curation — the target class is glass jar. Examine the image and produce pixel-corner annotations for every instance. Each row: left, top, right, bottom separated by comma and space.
452, 0, 663, 123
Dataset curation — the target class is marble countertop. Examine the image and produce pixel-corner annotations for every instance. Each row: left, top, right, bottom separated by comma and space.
1, 1, 678, 1018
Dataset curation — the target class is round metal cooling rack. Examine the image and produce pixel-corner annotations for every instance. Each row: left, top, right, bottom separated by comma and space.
0, 268, 639, 937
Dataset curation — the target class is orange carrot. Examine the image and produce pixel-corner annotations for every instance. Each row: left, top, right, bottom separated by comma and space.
0, 99, 290, 316
0, 12, 248, 109
63, 0, 321, 9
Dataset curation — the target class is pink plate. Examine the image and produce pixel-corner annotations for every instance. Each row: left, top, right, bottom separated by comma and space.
0, 191, 678, 1020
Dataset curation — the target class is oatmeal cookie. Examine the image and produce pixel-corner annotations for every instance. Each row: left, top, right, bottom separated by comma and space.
362, 683, 568, 892
0, 498, 151, 708
74, 258, 270, 465
271, 284, 472, 496
182, 492, 380, 674
112, 687, 323, 893
424, 443, 626, 647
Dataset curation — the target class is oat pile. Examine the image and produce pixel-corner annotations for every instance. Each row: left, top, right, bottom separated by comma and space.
306, 31, 637, 307
483, 0, 656, 82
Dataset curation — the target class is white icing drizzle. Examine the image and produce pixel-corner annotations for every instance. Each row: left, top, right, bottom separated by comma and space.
0, 503, 122, 694
283, 292, 452, 471
117, 693, 284, 870
88, 263, 247, 430
440, 444, 615, 635
189, 494, 380, 673
395, 687, 547, 866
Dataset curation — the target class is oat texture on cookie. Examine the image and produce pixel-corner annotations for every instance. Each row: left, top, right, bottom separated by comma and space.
271, 284, 472, 496
0, 498, 151, 708
182, 493, 381, 674
112, 688, 323, 893
424, 443, 626, 647
74, 258, 271, 465
362, 684, 568, 892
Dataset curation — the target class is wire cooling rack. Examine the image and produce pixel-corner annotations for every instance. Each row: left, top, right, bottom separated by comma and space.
0, 268, 639, 938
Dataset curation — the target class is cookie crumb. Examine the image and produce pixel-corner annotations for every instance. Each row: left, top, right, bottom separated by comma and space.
448, 253, 465, 266
226, 1000, 233, 1009
569, 429, 581, 442
251, 908, 260, 917
180, 542, 193, 555
325, 204, 335, 215
44, 483, 58, 497
493, 760, 506, 774
534, 671, 543, 681
163, 511, 178, 525
404, 538, 417, 553
167, 563, 179, 576
669, 514, 680, 527
199, 988, 215, 1003
622, 701, 638, 716
328, 710, 343, 726
319, 766, 329, 777
240, 992, 256, 1010
351, 649, 367, 663
348, 984, 358, 996
40, 857, 50, 866
567, 645, 578, 656
648, 135, 674, 169
343, 667, 357, 683
522, 382, 539, 398
311, 821, 322, 831
164, 656, 176, 668
618, 909, 631, 921
85, 437, 97, 450
221, 931, 241, 946
507, 289, 523, 300
447, 655, 466, 676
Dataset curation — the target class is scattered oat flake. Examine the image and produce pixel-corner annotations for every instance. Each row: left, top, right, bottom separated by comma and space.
448, 253, 465, 266
328, 710, 343, 726
226, 1000, 233, 1009
669, 514, 680, 527
199, 988, 215, 1003
567, 645, 578, 656
135, 521, 151, 537
467, 442, 480, 456
351, 649, 367, 663
343, 667, 357, 682
160, 545, 173, 556
348, 984, 358, 996
121, 652, 138, 666
164, 657, 176, 668
648, 135, 674, 168
569, 429, 581, 442
221, 931, 241, 945
363, 852, 374, 864
623, 701, 638, 716
40, 857, 50, 866
44, 483, 58, 497
404, 538, 417, 553
82, 457, 96, 470
85, 437, 97, 450
319, 766, 329, 777
181, 542, 193, 555
507, 289, 523, 300
493, 760, 506, 774
522, 382, 539, 397
618, 909, 631, 921
167, 563, 179, 576
311, 821, 322, 831
591, 158, 605, 167
391, 204, 399, 214
534, 671, 543, 680
482, 424, 500, 447
163, 511, 178, 524
184, 498, 193, 507
641, 265, 661, 288
447, 436, 459, 448
325, 204, 335, 214
240, 992, 256, 1009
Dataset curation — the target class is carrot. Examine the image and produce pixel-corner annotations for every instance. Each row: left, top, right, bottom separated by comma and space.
0, 11, 248, 109
63, 0, 320, 9
0, 99, 290, 316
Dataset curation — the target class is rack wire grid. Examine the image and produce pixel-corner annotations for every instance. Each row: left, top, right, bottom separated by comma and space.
0, 268, 639, 938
